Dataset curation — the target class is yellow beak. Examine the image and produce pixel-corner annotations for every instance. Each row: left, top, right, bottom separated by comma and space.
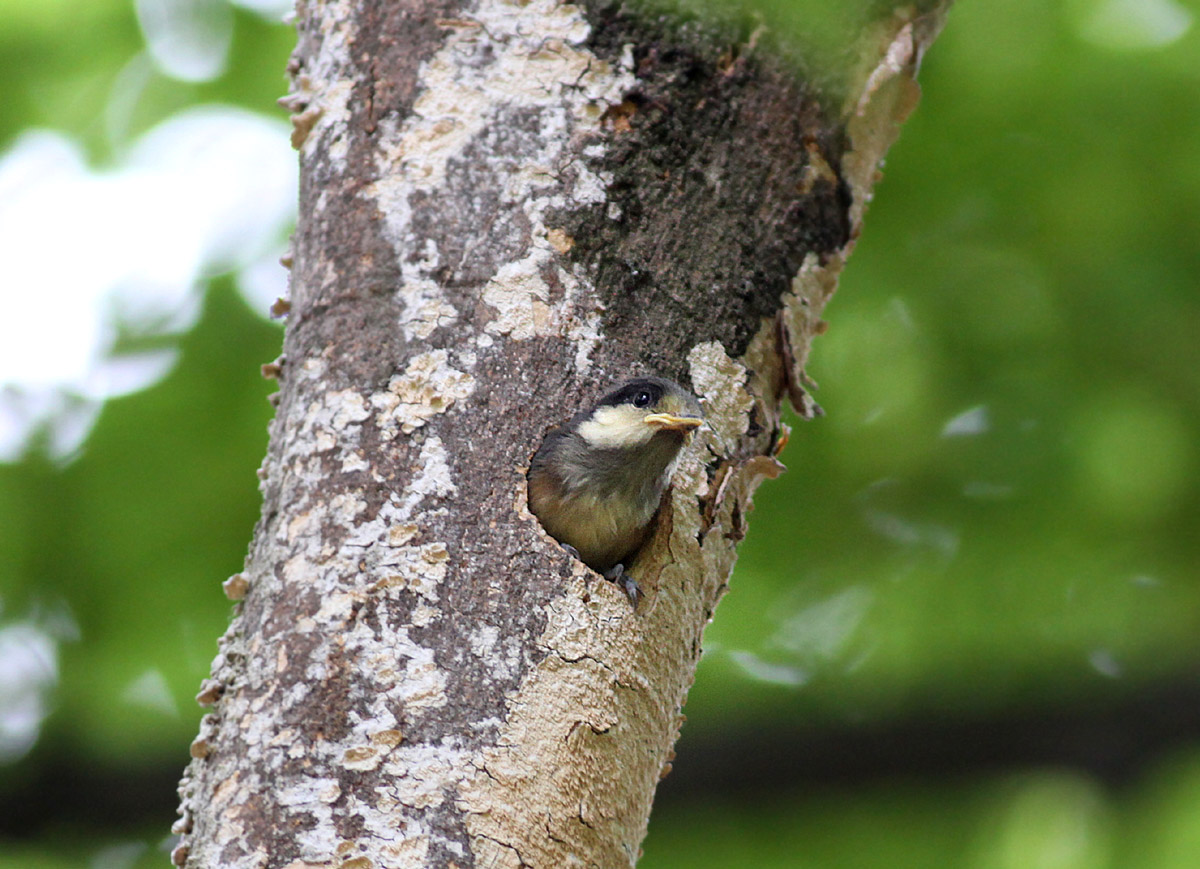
643, 413, 705, 432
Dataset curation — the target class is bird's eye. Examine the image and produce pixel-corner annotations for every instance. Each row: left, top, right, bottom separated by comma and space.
633, 390, 652, 408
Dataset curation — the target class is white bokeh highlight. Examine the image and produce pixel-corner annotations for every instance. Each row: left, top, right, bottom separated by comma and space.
136, 0, 233, 82
1072, 0, 1193, 50
0, 621, 59, 762
0, 106, 296, 460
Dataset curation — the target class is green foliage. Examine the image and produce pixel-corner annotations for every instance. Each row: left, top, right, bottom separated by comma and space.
1, 283, 281, 762
0, 1, 292, 157
645, 2, 1200, 864
1, 0, 1198, 866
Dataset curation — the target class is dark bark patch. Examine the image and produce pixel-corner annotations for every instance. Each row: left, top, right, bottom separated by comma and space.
288, 0, 466, 368
553, 2, 852, 376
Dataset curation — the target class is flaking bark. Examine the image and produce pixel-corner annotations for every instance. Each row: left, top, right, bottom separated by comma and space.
174, 1, 950, 866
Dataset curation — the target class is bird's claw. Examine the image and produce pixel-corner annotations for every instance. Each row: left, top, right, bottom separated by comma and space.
603, 563, 641, 610
561, 546, 640, 609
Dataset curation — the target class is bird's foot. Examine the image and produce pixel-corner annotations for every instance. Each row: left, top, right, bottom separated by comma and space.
559, 545, 640, 609
603, 563, 641, 610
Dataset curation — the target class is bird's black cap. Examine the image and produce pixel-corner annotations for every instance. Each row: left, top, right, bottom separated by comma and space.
595, 377, 675, 409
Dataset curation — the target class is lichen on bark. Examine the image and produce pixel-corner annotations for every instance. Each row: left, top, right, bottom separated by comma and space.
174, 1, 948, 866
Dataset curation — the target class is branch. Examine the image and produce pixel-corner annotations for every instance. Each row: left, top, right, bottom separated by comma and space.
174, 1, 950, 866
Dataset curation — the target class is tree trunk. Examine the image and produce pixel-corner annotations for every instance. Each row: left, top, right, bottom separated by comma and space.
174, 1, 949, 866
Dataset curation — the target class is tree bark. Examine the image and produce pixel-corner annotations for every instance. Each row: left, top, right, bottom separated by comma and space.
174, 1, 950, 866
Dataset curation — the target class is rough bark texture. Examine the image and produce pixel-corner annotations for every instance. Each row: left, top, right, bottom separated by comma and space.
174, 1, 949, 866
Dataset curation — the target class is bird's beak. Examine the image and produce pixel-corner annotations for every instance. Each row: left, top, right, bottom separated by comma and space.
643, 413, 705, 433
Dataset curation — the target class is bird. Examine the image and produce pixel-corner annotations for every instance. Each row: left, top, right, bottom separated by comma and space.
527, 377, 704, 606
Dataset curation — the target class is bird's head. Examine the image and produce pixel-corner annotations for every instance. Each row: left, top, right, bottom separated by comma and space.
574, 377, 704, 450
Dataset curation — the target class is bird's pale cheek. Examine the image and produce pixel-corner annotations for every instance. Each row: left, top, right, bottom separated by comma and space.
576, 418, 652, 450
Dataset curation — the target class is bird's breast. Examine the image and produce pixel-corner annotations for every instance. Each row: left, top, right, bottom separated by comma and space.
531, 480, 658, 574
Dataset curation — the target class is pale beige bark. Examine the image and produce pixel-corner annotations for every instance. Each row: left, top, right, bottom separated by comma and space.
174, 1, 950, 866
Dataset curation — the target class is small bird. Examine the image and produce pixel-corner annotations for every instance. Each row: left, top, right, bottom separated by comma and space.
527, 377, 704, 606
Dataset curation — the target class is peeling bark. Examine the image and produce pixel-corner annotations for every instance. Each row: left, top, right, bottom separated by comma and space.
175, 1, 950, 867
